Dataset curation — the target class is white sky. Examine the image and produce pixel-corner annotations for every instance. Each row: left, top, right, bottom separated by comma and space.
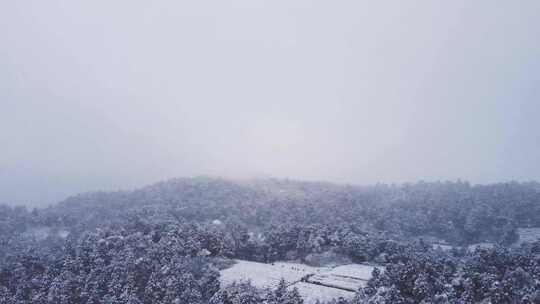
1, 1, 540, 205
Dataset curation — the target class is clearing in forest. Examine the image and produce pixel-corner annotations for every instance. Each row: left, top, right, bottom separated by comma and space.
219, 259, 383, 304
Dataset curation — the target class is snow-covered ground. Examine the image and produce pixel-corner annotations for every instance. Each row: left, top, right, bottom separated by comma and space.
330, 264, 377, 281
307, 273, 365, 291
307, 264, 379, 291
220, 260, 330, 289
291, 282, 355, 303
219, 259, 383, 303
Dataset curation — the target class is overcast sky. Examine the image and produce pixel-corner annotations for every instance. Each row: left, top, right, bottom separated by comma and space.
1, 1, 540, 206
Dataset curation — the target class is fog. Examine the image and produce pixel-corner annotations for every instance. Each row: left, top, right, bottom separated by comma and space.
1, 1, 540, 206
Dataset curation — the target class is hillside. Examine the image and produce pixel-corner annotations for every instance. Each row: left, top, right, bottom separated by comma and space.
1, 177, 540, 303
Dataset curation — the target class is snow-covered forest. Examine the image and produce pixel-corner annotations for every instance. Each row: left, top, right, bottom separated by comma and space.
3, 0, 540, 302
1, 177, 540, 303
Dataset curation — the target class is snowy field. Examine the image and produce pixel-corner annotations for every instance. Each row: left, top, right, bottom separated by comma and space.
291, 282, 355, 303
307, 273, 365, 292
219, 260, 330, 289
330, 264, 376, 280
219, 260, 382, 303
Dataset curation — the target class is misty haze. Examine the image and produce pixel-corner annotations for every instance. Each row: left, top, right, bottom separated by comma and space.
1, 1, 540, 303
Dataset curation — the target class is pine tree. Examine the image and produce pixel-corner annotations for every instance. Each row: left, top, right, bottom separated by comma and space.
283, 287, 304, 304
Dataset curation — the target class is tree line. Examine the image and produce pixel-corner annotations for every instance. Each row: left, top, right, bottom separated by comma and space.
1, 177, 539, 303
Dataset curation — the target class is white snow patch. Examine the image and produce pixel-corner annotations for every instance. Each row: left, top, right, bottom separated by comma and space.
220, 260, 329, 289
307, 264, 381, 291
330, 264, 380, 281
219, 260, 383, 303
291, 282, 355, 304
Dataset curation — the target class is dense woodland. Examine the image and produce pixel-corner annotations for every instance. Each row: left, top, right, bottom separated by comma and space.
1, 177, 540, 303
